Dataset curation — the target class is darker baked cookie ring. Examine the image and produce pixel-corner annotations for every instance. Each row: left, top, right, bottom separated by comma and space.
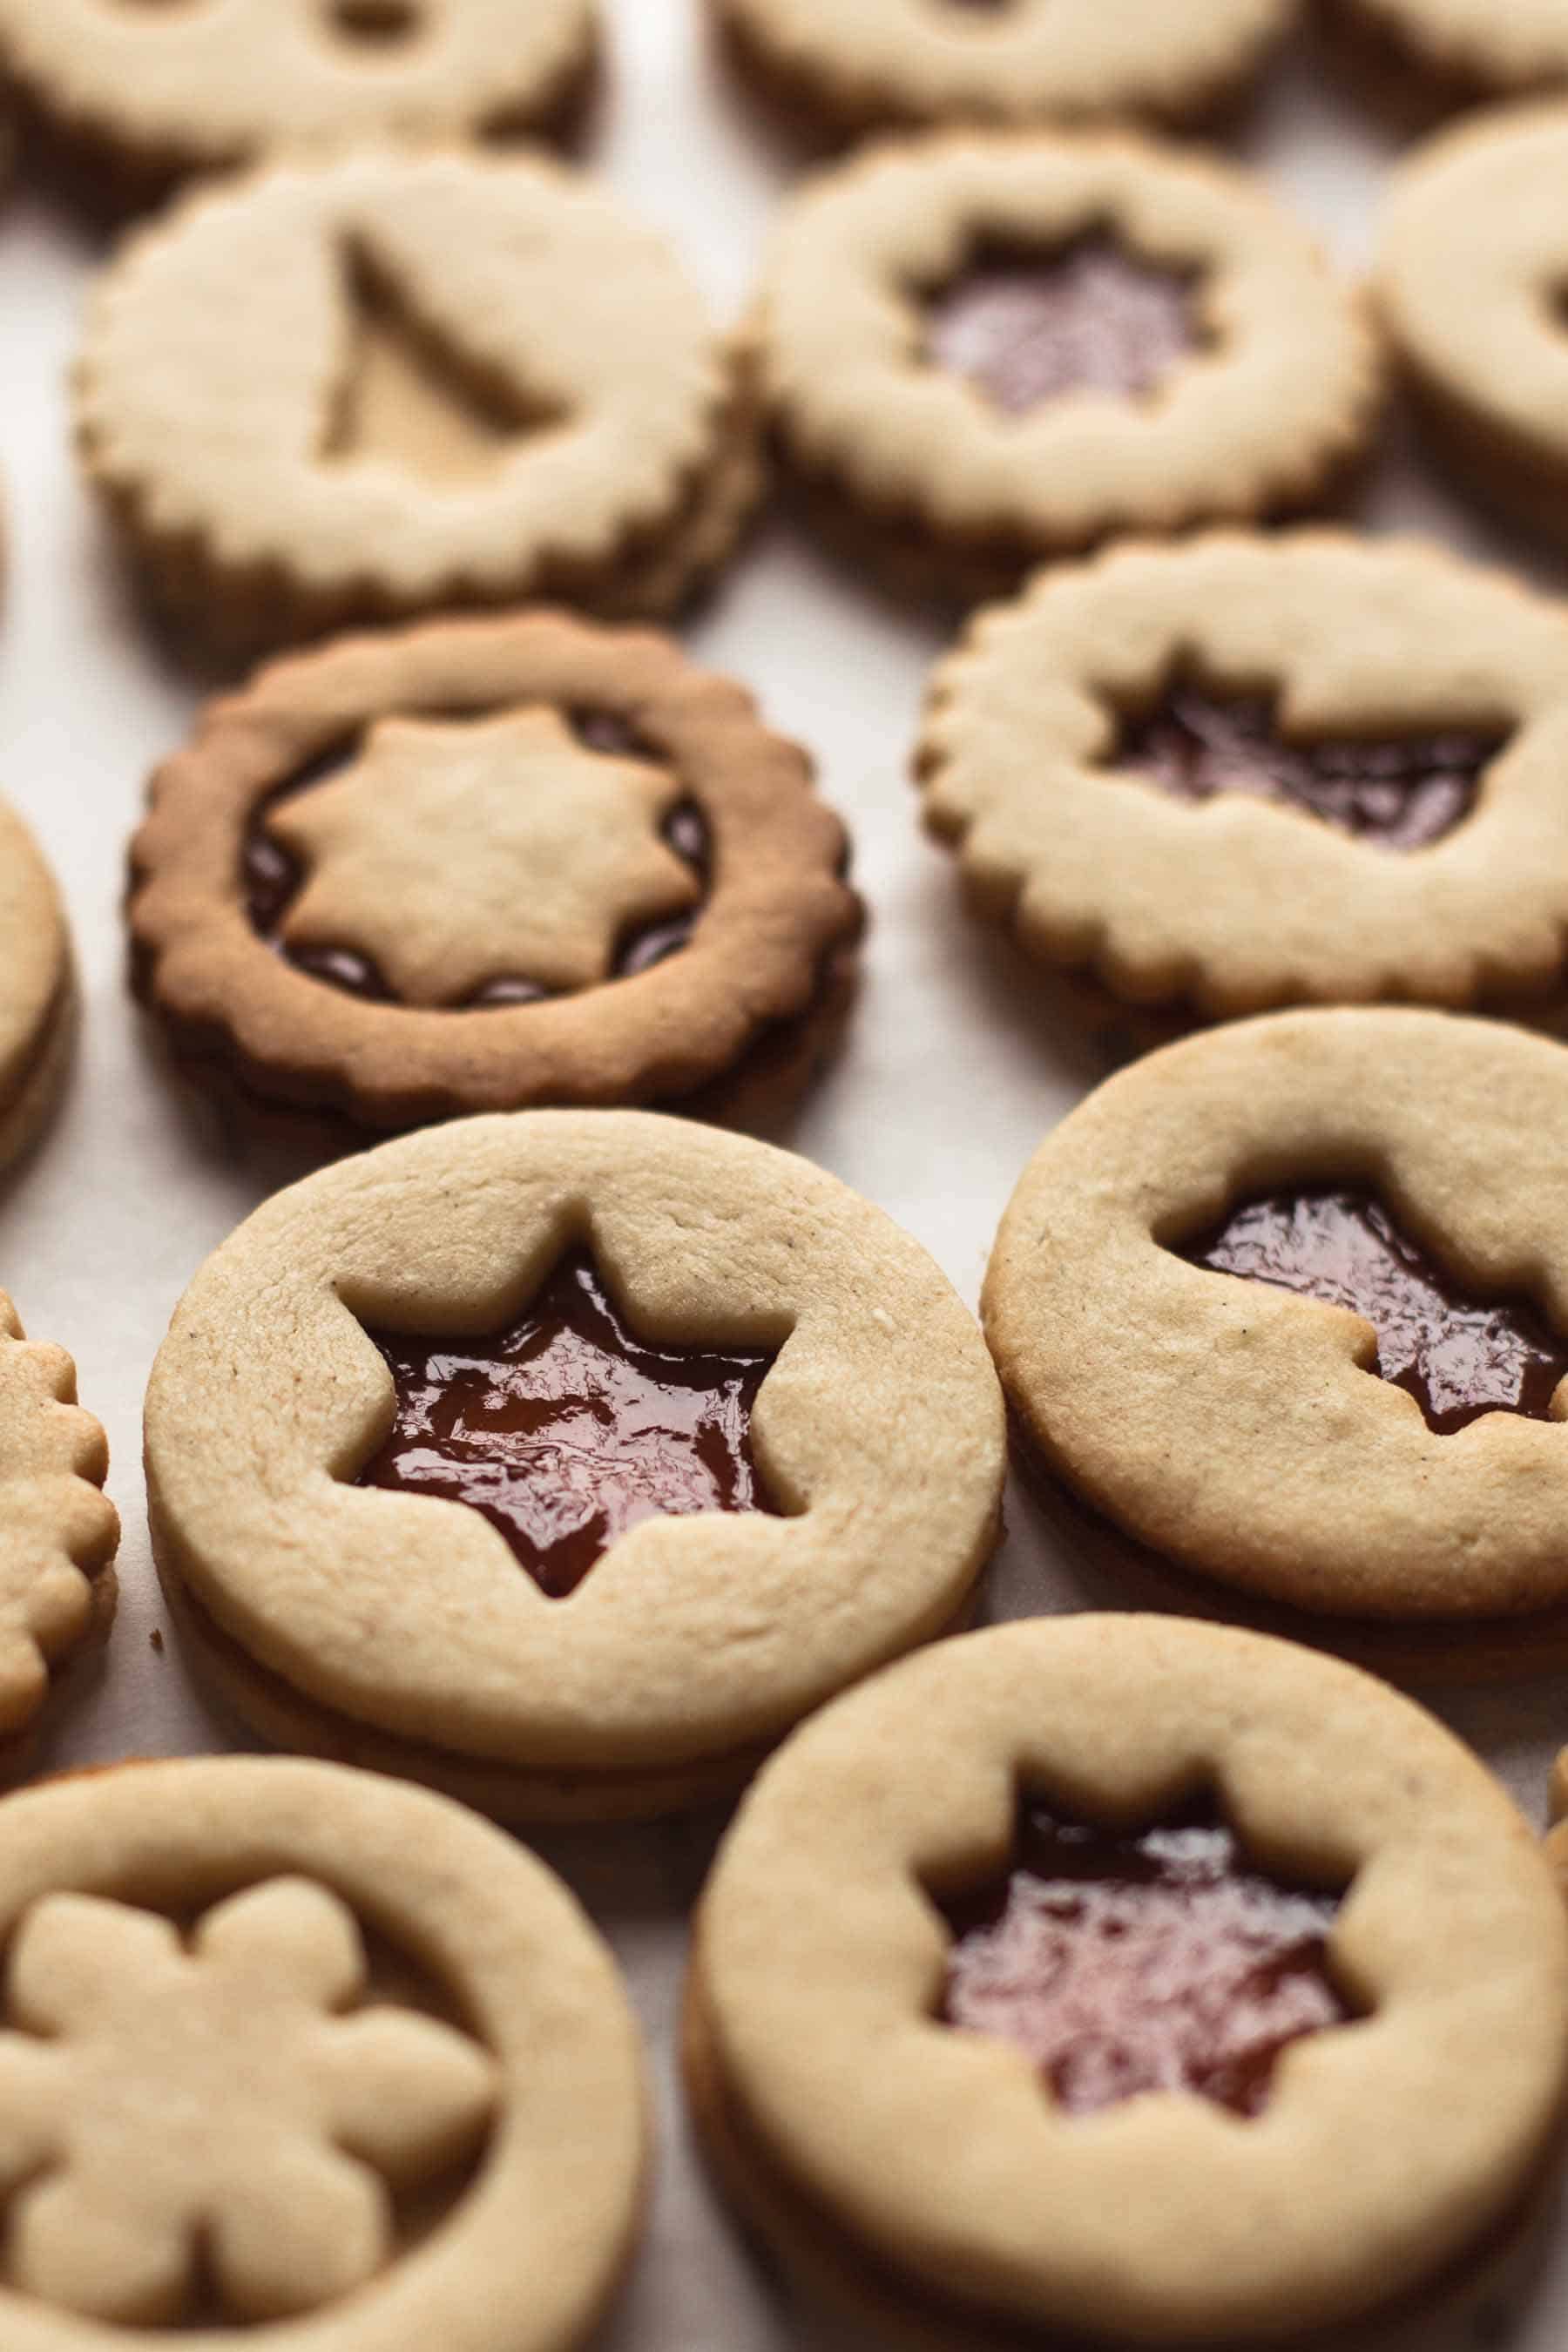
127, 612, 862, 1138
984, 1008, 1568, 1681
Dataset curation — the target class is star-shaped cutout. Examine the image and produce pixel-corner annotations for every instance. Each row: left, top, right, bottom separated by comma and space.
356, 1251, 779, 1598
266, 706, 702, 1005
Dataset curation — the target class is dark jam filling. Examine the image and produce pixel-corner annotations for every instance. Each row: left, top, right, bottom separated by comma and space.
1117, 688, 1503, 851
923, 234, 1200, 415
355, 1251, 780, 1598
937, 1799, 1348, 2119
1186, 1189, 1568, 1435
240, 708, 708, 1005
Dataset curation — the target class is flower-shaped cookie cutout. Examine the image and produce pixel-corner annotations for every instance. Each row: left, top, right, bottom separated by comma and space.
0, 1293, 118, 1736
0, 1876, 494, 2326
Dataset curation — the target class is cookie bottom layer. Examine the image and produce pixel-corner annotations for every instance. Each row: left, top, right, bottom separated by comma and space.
1396, 368, 1568, 557
683, 1957, 1564, 2352
1315, 1, 1510, 130
0, 968, 77, 1179
3, 1560, 118, 1781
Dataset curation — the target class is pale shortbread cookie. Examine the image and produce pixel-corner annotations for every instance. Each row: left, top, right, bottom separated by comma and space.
75, 148, 761, 669
0, 1754, 646, 2346
689, 1617, 1568, 2349
144, 1111, 1006, 1821
918, 532, 1568, 1027
1377, 105, 1568, 547
713, 0, 1294, 140
0, 797, 73, 1175
1333, 0, 1568, 108
758, 131, 1381, 605
0, 0, 598, 205
984, 1009, 1568, 1673
0, 1291, 117, 1748
128, 612, 861, 1137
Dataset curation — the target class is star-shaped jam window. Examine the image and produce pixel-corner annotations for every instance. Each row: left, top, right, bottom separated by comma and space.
264, 706, 703, 1005
0, 1877, 493, 2327
356, 1251, 781, 1598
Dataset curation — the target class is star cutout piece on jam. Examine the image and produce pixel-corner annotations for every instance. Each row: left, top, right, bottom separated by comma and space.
355, 1252, 780, 1598
265, 706, 702, 1005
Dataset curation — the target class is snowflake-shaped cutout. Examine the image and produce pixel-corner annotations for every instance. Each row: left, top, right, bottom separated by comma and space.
0, 1877, 495, 2325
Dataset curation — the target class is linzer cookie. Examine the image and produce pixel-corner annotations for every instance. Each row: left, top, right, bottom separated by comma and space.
1329, 0, 1568, 116
985, 1009, 1568, 1681
688, 1616, 1568, 2351
918, 532, 1568, 1044
1377, 105, 1568, 548
713, 0, 1294, 143
0, 0, 598, 212
757, 130, 1381, 605
0, 797, 75, 1175
127, 612, 861, 1138
0, 1754, 646, 2346
0, 1293, 118, 1756
74, 147, 761, 670
143, 1111, 1006, 1821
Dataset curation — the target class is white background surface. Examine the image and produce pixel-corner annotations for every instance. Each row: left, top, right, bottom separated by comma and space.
3, 3, 1568, 2343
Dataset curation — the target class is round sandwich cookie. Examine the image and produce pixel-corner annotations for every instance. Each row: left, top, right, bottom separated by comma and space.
0, 1292, 118, 1761
756, 129, 1381, 606
1377, 104, 1568, 549
984, 1008, 1568, 1682
712, 0, 1295, 145
1328, 0, 1568, 119
687, 1616, 1568, 2352
127, 612, 862, 1141
0, 0, 598, 213
0, 1754, 646, 2348
0, 798, 75, 1177
918, 532, 1568, 1051
143, 1111, 1007, 1822
74, 146, 762, 671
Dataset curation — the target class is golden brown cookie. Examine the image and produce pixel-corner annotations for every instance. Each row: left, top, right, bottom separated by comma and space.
144, 1110, 1007, 1821
0, 797, 75, 1176
689, 1616, 1568, 2351
1376, 104, 1568, 549
0, 1754, 646, 2346
0, 1292, 118, 1757
984, 1009, 1568, 1682
917, 532, 1568, 1041
75, 147, 761, 671
128, 612, 862, 1139
757, 129, 1381, 606
0, 0, 598, 213
712, 0, 1294, 145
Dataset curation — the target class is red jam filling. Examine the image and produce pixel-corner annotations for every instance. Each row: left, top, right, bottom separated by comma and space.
1186, 1189, 1568, 1435
924, 235, 1198, 415
242, 711, 707, 1004
937, 1801, 1348, 2118
355, 1252, 779, 1598
1118, 688, 1501, 850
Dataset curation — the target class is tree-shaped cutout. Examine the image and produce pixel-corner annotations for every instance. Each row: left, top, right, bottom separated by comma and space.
0, 1878, 494, 2325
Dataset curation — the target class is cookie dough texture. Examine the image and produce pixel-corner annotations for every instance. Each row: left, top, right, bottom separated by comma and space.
1377, 105, 1568, 546
689, 1617, 1568, 2348
144, 1112, 1006, 1821
918, 531, 1568, 1025
75, 147, 761, 669
985, 1009, 1568, 1652
0, 1755, 646, 2349
0, 0, 598, 205
713, 0, 1294, 140
0, 797, 75, 1176
128, 612, 861, 1135
758, 131, 1382, 604
0, 1293, 118, 1747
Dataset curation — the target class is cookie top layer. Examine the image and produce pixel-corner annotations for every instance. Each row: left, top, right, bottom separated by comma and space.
0, 1292, 118, 1740
696, 1615, 1568, 2342
0, 0, 597, 182
0, 1754, 645, 2348
128, 612, 859, 1127
984, 1008, 1568, 1624
919, 532, 1568, 1019
759, 130, 1380, 562
75, 146, 740, 619
143, 1111, 1005, 1778
0, 797, 69, 1139
1377, 104, 1568, 480
716, 0, 1293, 132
